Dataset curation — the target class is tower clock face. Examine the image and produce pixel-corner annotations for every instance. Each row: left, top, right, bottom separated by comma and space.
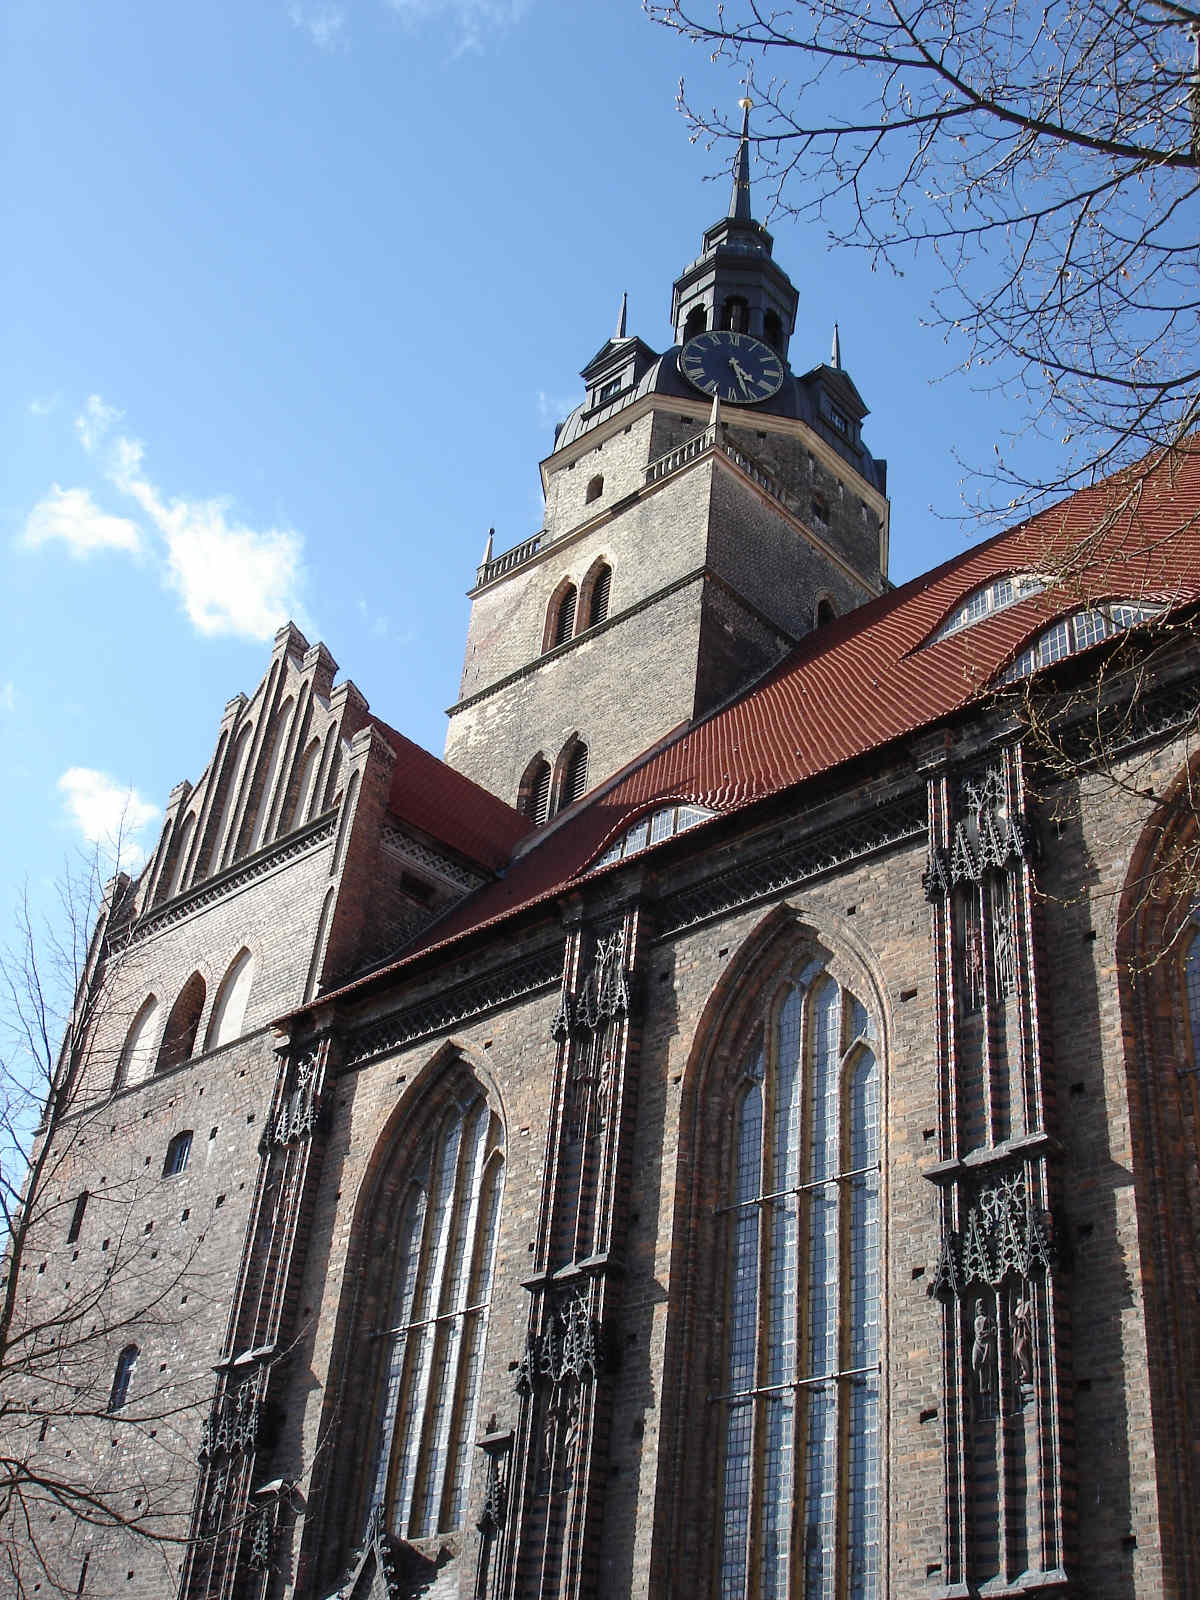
679, 329, 785, 404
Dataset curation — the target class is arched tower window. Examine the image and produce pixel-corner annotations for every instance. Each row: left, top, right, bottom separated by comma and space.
366, 1088, 504, 1540
108, 1345, 138, 1412
816, 597, 837, 627
763, 309, 784, 352
683, 305, 707, 342
548, 583, 577, 650
720, 296, 749, 333
205, 949, 255, 1050
518, 755, 552, 826
585, 474, 604, 504
559, 739, 590, 811
716, 965, 881, 1599
118, 995, 160, 1090
584, 562, 611, 628
156, 973, 206, 1074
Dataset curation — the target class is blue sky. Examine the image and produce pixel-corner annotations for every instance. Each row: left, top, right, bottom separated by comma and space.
4, 0, 1034, 922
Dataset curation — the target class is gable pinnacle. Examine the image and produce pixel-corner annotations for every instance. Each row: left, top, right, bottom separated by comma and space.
615, 291, 628, 339
831, 322, 842, 370
729, 97, 754, 222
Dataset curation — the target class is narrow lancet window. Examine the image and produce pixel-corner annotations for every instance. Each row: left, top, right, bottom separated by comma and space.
718, 965, 881, 1599
367, 1091, 503, 1540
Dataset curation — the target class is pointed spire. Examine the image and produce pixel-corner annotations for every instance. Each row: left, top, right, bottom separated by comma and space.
615, 291, 628, 339
709, 390, 722, 431
729, 98, 753, 222
482, 528, 494, 564
831, 322, 842, 370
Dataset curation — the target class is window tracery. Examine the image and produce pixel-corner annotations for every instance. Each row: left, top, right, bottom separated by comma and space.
366, 1086, 504, 1542
717, 964, 881, 1600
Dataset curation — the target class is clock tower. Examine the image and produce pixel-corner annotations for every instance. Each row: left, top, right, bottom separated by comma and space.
444, 108, 890, 823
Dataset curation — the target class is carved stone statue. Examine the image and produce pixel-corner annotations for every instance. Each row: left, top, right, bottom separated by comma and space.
1012, 1295, 1033, 1389
971, 1303, 996, 1401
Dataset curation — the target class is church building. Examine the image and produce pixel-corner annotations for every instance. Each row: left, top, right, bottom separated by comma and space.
12, 114, 1200, 1600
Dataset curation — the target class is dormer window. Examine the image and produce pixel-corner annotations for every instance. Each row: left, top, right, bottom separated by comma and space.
589, 803, 716, 870
597, 376, 623, 404
998, 602, 1161, 683
930, 574, 1046, 643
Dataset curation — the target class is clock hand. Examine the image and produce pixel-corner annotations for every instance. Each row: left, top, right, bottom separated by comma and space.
728, 358, 752, 398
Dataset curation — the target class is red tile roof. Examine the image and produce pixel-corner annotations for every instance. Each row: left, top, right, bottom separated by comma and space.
369, 715, 531, 872
315, 443, 1200, 1008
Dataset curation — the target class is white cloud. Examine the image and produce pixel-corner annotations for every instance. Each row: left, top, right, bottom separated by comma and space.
289, 2, 347, 48
384, 0, 532, 54
0, 681, 16, 713
57, 767, 160, 868
135, 482, 308, 640
29, 394, 60, 417
21, 485, 145, 558
43, 394, 312, 643
75, 394, 121, 454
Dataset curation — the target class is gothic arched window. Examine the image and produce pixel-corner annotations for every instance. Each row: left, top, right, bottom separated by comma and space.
367, 1088, 504, 1540
206, 948, 255, 1050
156, 973, 206, 1074
717, 965, 881, 1599
519, 755, 552, 825
548, 583, 577, 650
559, 740, 589, 810
584, 561, 612, 628
117, 994, 160, 1090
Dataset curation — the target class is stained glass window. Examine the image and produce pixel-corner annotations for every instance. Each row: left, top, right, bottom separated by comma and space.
368, 1091, 503, 1539
718, 966, 881, 1599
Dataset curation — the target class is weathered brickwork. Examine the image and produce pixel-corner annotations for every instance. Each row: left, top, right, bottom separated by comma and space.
9, 153, 1200, 1600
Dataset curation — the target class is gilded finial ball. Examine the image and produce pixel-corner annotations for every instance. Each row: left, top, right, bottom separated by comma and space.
739, 97, 753, 112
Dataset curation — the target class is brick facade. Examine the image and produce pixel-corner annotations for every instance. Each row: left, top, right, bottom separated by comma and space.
8, 158, 1200, 1600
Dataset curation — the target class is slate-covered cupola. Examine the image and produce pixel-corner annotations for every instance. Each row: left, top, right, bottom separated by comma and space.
669, 100, 800, 360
